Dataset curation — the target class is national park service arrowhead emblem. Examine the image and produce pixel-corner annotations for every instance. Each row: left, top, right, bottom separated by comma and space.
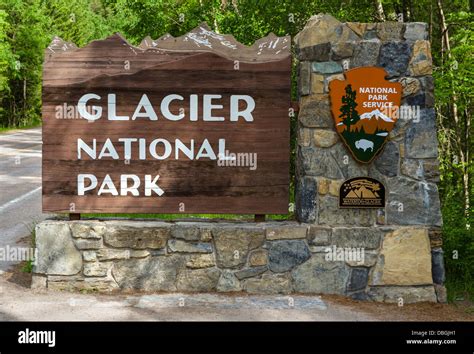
339, 177, 385, 208
329, 67, 402, 163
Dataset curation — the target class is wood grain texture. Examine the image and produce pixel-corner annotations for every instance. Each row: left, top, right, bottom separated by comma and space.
42, 25, 291, 214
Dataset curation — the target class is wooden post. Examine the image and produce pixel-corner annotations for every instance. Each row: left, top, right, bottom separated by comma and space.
69, 213, 81, 220
254, 214, 265, 222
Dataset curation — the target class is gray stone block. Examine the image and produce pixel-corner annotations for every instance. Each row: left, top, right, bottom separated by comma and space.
332, 227, 382, 249
298, 96, 332, 128
431, 248, 446, 284
308, 226, 331, 245
213, 227, 264, 268
331, 41, 354, 60
405, 108, 438, 159
318, 196, 376, 227
83, 261, 110, 277
404, 22, 428, 41
299, 146, 344, 179
243, 273, 292, 294
177, 268, 221, 292
348, 267, 369, 291
434, 284, 447, 303
112, 256, 186, 291
235, 266, 268, 280
368, 285, 437, 303
298, 61, 311, 96
73, 238, 103, 250
329, 142, 369, 178
373, 141, 399, 177
385, 176, 442, 226
297, 42, 331, 61
170, 224, 200, 241
268, 240, 311, 273
376, 22, 404, 41
401, 158, 440, 182
402, 93, 427, 108
70, 221, 105, 239
168, 239, 212, 253
312, 61, 343, 74
216, 270, 241, 292
266, 224, 308, 240
295, 174, 318, 224
35, 222, 82, 276
292, 253, 350, 294
104, 221, 170, 249
351, 40, 381, 67
378, 41, 412, 77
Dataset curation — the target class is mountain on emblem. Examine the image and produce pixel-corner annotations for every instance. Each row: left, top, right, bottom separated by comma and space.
329, 67, 402, 163
360, 109, 394, 122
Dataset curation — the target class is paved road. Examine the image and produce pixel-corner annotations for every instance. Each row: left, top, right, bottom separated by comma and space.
0, 128, 46, 270
0, 279, 377, 321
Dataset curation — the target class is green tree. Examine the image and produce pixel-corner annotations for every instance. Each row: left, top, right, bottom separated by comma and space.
339, 84, 360, 132
0, 0, 50, 127
0, 9, 15, 114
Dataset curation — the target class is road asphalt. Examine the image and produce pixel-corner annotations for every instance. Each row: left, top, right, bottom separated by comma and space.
0, 128, 45, 271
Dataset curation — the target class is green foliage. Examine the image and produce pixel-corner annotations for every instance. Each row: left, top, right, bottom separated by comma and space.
432, 6, 473, 301
42, 0, 110, 46
441, 200, 474, 301
0, 0, 50, 127
0, 0, 111, 128
0, 10, 14, 93
21, 259, 34, 273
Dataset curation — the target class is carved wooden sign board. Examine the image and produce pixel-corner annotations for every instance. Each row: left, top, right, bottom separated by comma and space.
42, 24, 291, 214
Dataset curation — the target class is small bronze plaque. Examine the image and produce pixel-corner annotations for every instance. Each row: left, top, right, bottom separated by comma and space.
339, 177, 385, 208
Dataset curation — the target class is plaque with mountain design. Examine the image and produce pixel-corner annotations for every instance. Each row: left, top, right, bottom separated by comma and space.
329, 67, 402, 163
339, 177, 385, 208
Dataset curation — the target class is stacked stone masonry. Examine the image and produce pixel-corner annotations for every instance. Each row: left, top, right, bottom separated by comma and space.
33, 14, 445, 303
294, 14, 444, 302
33, 219, 443, 303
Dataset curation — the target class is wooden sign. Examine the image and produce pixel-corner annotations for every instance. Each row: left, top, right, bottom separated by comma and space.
329, 67, 402, 163
42, 24, 291, 214
339, 177, 385, 208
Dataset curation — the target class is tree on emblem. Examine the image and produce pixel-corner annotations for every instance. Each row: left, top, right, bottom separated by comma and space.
339, 84, 360, 132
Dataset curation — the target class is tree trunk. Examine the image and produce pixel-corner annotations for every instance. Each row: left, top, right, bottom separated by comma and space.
375, 0, 385, 21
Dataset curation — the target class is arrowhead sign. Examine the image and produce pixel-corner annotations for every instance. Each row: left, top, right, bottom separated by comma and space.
328, 67, 402, 163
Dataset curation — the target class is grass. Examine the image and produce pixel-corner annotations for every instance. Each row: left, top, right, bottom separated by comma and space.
20, 224, 36, 274
0, 122, 41, 133
445, 278, 474, 303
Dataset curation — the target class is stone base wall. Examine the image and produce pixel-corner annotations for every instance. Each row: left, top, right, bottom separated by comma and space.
33, 219, 445, 303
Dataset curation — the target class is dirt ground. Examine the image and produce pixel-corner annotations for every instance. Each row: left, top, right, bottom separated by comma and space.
1, 263, 472, 322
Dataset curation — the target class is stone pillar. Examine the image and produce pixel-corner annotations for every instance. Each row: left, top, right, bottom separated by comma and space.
294, 14, 445, 302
